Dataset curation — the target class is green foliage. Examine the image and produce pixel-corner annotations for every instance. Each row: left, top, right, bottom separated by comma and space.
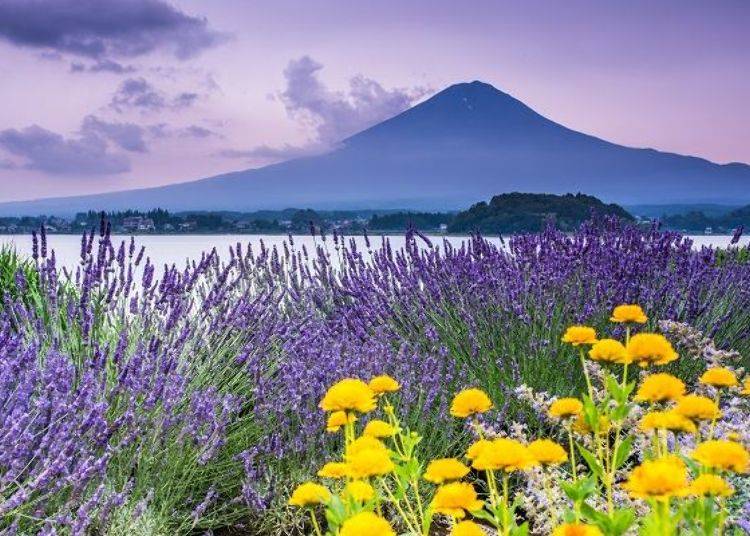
448, 192, 633, 233
662, 203, 750, 232
0, 246, 43, 311
368, 212, 453, 231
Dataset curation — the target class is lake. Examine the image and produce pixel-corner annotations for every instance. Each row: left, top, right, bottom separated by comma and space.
1, 233, 748, 269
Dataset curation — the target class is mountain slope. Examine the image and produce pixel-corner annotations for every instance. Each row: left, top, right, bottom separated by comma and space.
1, 81, 749, 216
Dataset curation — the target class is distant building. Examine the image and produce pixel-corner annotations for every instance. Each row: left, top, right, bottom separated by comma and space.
439, 223, 448, 233
178, 221, 197, 231
122, 216, 155, 232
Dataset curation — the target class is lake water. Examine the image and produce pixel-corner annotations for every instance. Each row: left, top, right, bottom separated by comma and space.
1, 233, 748, 269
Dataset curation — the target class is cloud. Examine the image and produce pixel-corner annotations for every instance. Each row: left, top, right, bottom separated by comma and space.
0, 125, 130, 175
216, 144, 322, 164
146, 123, 218, 140
279, 56, 429, 144
109, 77, 201, 113
179, 125, 218, 138
0, 158, 17, 170
214, 56, 429, 167
80, 115, 148, 153
173, 92, 199, 108
70, 59, 136, 74
0, 0, 226, 61
109, 78, 166, 112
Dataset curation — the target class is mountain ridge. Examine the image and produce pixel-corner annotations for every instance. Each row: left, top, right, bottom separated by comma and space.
1, 80, 748, 216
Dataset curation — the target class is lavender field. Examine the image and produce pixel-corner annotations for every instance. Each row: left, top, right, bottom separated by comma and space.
2, 217, 750, 535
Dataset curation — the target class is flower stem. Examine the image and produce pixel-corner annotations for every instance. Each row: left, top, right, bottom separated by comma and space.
309, 509, 323, 536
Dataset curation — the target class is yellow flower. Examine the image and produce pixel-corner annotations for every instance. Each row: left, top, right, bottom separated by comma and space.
344, 480, 375, 502
622, 456, 689, 501
572, 414, 611, 436
552, 523, 604, 536
610, 304, 648, 324
326, 411, 356, 432
363, 419, 396, 438
471, 438, 537, 472
450, 388, 493, 418
368, 375, 400, 394
340, 512, 395, 536
548, 398, 583, 419
466, 439, 493, 461
319, 378, 376, 413
423, 458, 470, 484
452, 521, 486, 536
699, 367, 739, 388
431, 482, 484, 519
634, 373, 686, 403
528, 439, 568, 465
674, 394, 722, 421
639, 411, 696, 434
588, 339, 631, 364
317, 462, 350, 479
288, 482, 331, 507
562, 326, 598, 346
741, 378, 750, 395
626, 333, 678, 367
691, 440, 750, 473
688, 474, 734, 497
347, 436, 389, 455
345, 437, 394, 478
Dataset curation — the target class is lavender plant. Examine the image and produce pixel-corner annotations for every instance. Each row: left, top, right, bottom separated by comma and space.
1, 216, 750, 534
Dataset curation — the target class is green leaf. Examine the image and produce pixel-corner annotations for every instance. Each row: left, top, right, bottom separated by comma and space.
577, 445, 605, 480
613, 436, 634, 469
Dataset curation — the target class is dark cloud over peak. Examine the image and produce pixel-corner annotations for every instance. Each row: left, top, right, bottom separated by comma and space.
0, 0, 226, 61
279, 56, 429, 145
213, 56, 429, 168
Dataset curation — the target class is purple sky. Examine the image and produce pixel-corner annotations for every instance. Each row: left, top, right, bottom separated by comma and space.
0, 0, 748, 202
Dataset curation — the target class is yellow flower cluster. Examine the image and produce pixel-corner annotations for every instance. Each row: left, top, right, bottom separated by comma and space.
528, 439, 568, 465
634, 373, 685, 402
319, 378, 377, 413
548, 397, 583, 419
639, 410, 696, 434
430, 481, 484, 518
623, 456, 690, 500
450, 388, 493, 417
290, 306, 750, 536
673, 394, 721, 421
626, 333, 678, 367
691, 440, 750, 473
340, 512, 394, 536
561, 326, 598, 346
610, 304, 648, 324
588, 338, 630, 364
470, 437, 537, 472
553, 523, 603, 536
288, 482, 331, 507
699, 367, 738, 388
423, 458, 470, 484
